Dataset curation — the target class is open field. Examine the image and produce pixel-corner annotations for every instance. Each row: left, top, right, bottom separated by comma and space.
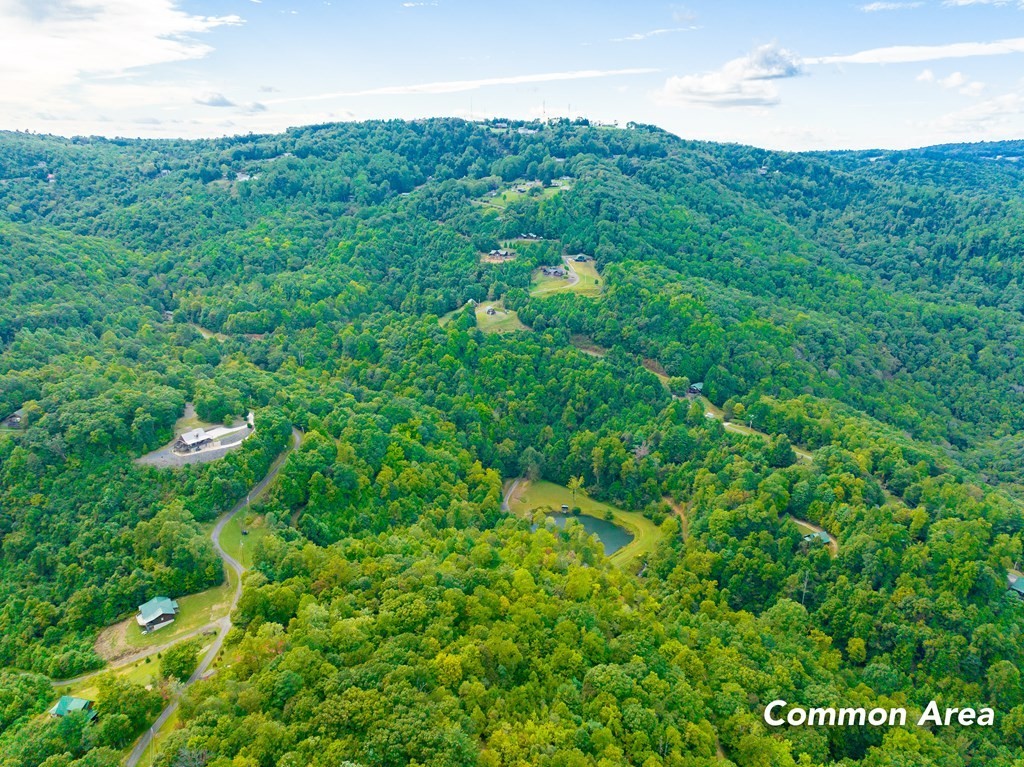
530, 257, 603, 298
476, 302, 529, 334
219, 510, 270, 569
507, 480, 665, 570
475, 180, 568, 210
566, 258, 603, 297
93, 582, 231, 661
530, 268, 575, 296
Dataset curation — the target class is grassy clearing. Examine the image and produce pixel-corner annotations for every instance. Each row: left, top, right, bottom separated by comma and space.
189, 324, 229, 342
508, 480, 665, 570
476, 302, 529, 334
58, 653, 163, 703
791, 516, 839, 556
220, 510, 270, 569
530, 258, 603, 298
476, 180, 566, 209
570, 335, 608, 357
122, 584, 231, 651
530, 269, 574, 296
566, 259, 603, 297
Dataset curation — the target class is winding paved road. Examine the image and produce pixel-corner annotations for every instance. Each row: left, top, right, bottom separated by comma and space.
125, 428, 301, 767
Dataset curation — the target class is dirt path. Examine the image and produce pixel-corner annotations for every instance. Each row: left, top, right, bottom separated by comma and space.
502, 477, 525, 512
791, 516, 838, 556
696, 396, 813, 463
662, 496, 690, 540
123, 428, 301, 767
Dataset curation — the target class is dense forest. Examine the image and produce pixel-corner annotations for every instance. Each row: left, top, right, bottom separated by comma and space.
1, 119, 1023, 766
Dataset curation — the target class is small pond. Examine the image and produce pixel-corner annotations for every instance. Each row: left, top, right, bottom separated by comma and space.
540, 513, 634, 556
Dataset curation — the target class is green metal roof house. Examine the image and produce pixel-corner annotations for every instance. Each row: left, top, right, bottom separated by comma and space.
137, 596, 179, 632
49, 696, 96, 721
1009, 576, 1024, 598
803, 530, 833, 545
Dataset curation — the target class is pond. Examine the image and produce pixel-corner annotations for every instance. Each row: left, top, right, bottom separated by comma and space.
542, 513, 634, 556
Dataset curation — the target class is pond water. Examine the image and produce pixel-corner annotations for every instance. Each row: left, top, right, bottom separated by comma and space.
542, 513, 634, 556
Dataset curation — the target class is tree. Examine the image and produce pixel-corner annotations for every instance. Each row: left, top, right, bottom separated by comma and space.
162, 638, 203, 683
568, 475, 585, 504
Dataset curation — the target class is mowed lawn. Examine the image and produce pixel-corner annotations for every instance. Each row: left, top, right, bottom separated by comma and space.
476, 302, 529, 334
530, 258, 603, 298
567, 259, 603, 297
123, 582, 231, 650
508, 480, 665, 570
220, 510, 271, 569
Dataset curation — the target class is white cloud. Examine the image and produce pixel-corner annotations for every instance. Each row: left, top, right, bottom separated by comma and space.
657, 44, 803, 108
0, 0, 242, 106
194, 92, 235, 107
861, 2, 924, 10
269, 68, 660, 103
916, 68, 986, 94
808, 36, 1024, 65
612, 26, 698, 42
942, 0, 1023, 6
927, 87, 1024, 136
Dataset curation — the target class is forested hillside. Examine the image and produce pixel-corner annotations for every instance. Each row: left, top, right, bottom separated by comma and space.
1, 119, 1023, 766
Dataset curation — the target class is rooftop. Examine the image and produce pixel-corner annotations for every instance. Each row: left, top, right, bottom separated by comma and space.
137, 596, 178, 624
50, 696, 95, 719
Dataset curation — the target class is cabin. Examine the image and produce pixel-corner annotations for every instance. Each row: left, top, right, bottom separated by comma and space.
1, 409, 24, 429
1009, 576, 1024, 599
688, 382, 704, 396
541, 266, 566, 278
803, 530, 832, 545
486, 307, 497, 315
137, 596, 179, 633
574, 255, 588, 262
49, 696, 97, 722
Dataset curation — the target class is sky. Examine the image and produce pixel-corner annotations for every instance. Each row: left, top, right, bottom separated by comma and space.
1, 0, 1024, 150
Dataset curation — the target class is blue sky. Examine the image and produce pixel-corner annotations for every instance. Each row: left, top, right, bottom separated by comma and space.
1, 0, 1023, 149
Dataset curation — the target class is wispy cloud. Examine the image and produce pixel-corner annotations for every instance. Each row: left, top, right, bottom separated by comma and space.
928, 87, 1024, 136
808, 36, 1024, 64
269, 68, 660, 103
657, 44, 803, 108
860, 2, 924, 10
612, 26, 698, 42
194, 92, 235, 107
0, 0, 242, 105
943, 0, 1023, 6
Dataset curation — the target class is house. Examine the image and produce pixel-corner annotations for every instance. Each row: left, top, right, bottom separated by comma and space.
574, 255, 588, 262
1009, 576, 1024, 599
174, 423, 250, 454
688, 382, 704, 395
803, 530, 832, 545
486, 307, 497, 315
541, 266, 566, 278
49, 696, 97, 722
137, 596, 179, 633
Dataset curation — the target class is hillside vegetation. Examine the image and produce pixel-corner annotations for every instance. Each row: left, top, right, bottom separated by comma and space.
0, 120, 1023, 766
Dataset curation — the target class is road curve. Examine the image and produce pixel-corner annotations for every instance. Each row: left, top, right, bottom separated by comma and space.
125, 427, 301, 767
502, 478, 524, 513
